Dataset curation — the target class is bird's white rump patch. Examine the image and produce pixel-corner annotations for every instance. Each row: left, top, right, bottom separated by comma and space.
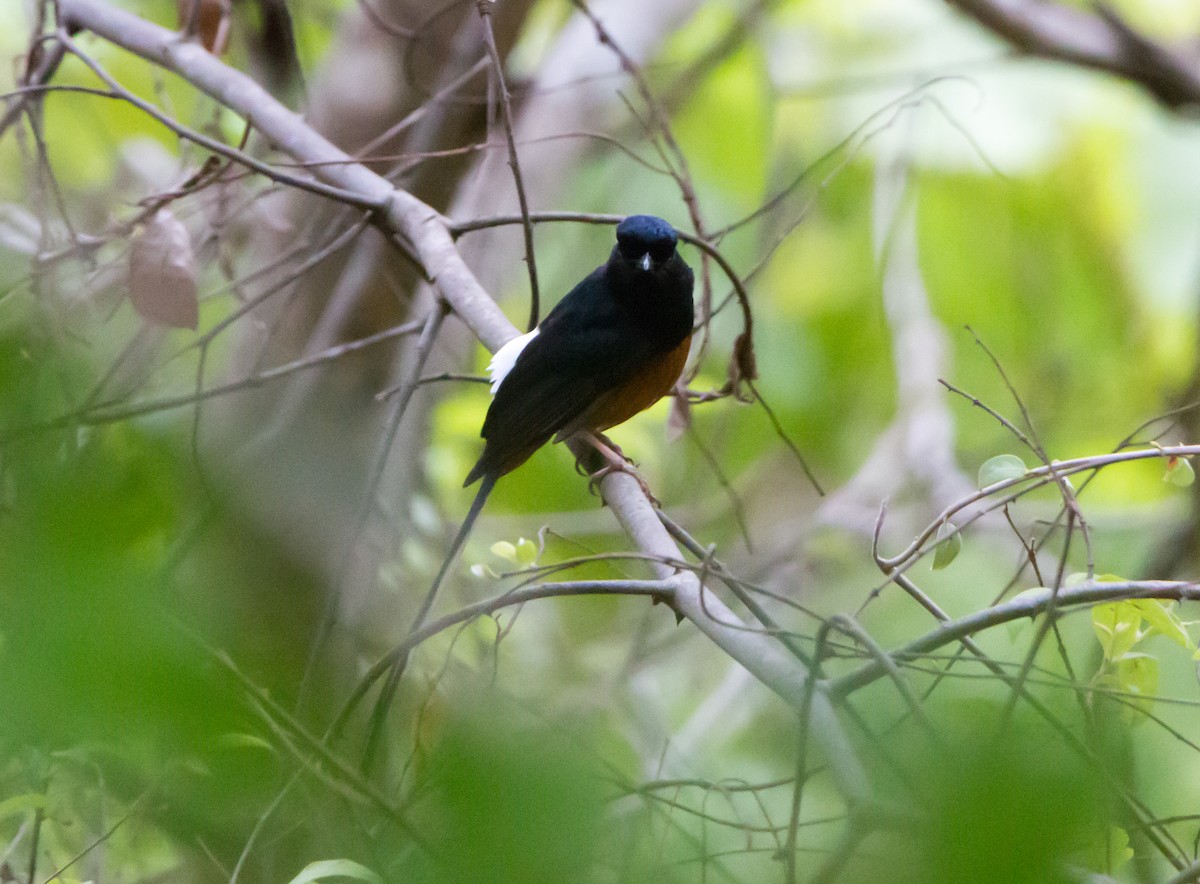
487, 328, 539, 394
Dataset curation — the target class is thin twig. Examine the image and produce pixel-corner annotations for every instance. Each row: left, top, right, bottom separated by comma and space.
963, 327, 1095, 579
327, 579, 674, 740
784, 620, 830, 884
4, 317, 426, 440
26, 802, 44, 884
0, 33, 66, 137
745, 378, 823, 495
477, 0, 540, 330
569, 0, 719, 367
338, 302, 450, 769
56, 31, 386, 210
872, 443, 1199, 581
830, 579, 1200, 698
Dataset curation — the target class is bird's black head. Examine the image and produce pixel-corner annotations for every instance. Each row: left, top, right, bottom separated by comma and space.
614, 215, 680, 272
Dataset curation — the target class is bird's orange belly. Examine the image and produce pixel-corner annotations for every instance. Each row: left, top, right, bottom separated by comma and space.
571, 334, 692, 435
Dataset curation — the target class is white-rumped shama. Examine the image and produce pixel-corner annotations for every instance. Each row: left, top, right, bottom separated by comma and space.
427, 214, 694, 601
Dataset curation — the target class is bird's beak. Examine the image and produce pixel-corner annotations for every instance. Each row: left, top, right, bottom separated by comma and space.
639, 252, 652, 271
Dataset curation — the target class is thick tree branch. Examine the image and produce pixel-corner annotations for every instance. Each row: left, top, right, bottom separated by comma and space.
945, 0, 1200, 110
55, 0, 870, 801
57, 0, 514, 352
829, 580, 1200, 698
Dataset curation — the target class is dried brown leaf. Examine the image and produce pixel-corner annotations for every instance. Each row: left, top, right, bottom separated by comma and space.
666, 386, 691, 442
177, 0, 231, 55
129, 209, 199, 330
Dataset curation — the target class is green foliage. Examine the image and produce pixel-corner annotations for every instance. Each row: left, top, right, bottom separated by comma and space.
1091, 588, 1197, 723
401, 700, 606, 884
670, 9, 771, 207
931, 520, 961, 570
918, 147, 1163, 464
977, 453, 1028, 488
912, 723, 1105, 884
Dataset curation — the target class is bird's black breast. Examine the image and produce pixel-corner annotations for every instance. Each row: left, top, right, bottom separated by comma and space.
464, 247, 693, 485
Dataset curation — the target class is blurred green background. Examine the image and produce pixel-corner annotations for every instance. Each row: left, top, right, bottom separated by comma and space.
2, 0, 1200, 881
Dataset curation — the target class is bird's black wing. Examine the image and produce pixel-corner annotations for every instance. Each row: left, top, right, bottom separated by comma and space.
467, 270, 656, 482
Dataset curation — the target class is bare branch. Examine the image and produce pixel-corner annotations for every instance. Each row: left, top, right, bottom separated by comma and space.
477, 0, 540, 329
830, 579, 1200, 698
57, 0, 514, 350
944, 0, 1200, 110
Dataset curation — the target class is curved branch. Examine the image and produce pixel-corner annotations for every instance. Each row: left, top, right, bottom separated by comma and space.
829, 580, 1200, 698
945, 0, 1200, 110
57, 0, 515, 352
329, 578, 673, 736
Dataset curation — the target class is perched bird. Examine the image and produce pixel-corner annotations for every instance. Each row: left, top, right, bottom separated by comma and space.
427, 215, 694, 605
363, 215, 695, 761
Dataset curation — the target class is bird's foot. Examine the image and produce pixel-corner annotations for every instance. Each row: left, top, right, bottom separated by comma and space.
586, 462, 660, 506
573, 433, 628, 475
581, 432, 659, 506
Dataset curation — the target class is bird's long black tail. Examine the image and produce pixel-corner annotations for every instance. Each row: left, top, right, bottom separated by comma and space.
361, 472, 497, 771
418, 471, 496, 629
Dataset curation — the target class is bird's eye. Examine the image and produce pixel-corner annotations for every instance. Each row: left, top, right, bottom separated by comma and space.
616, 237, 638, 258
648, 241, 674, 262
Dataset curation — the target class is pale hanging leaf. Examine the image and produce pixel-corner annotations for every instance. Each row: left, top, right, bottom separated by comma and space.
931, 521, 961, 570
470, 563, 498, 580
977, 454, 1028, 488
1092, 602, 1141, 661
286, 859, 382, 884
490, 541, 518, 565
1081, 826, 1134, 874
1164, 456, 1195, 487
1130, 599, 1192, 648
666, 390, 691, 443
129, 209, 199, 329
1105, 826, 1134, 871
177, 0, 232, 54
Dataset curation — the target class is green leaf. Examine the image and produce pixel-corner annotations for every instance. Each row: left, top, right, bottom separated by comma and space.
931, 521, 962, 570
1113, 653, 1159, 721
978, 454, 1029, 488
514, 537, 539, 566
286, 859, 382, 884
1164, 456, 1195, 487
1081, 826, 1134, 874
1107, 826, 1134, 871
1092, 602, 1141, 661
1130, 599, 1192, 648
0, 793, 46, 824
490, 541, 519, 565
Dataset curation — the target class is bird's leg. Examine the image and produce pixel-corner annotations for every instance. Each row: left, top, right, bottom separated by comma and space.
578, 431, 659, 506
